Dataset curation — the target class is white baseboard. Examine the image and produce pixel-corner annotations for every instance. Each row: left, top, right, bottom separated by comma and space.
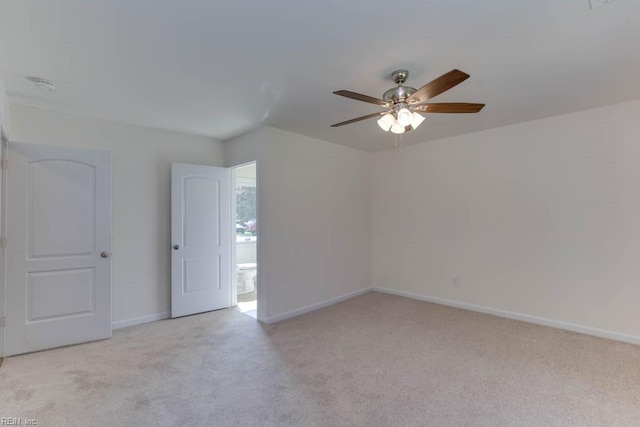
373, 287, 640, 346
263, 287, 373, 324
112, 311, 171, 330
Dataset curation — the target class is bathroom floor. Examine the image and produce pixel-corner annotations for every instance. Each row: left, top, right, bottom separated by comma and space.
236, 291, 257, 318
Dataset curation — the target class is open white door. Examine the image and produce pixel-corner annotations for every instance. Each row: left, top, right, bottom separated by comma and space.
171, 163, 232, 318
5, 142, 112, 356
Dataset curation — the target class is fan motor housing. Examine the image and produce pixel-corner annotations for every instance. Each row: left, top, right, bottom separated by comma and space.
383, 69, 417, 103
382, 85, 416, 103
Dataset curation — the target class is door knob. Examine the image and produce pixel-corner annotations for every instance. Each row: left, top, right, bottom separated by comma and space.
100, 251, 110, 258
173, 244, 180, 250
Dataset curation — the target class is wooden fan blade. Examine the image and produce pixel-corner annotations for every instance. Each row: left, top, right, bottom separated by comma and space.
415, 103, 485, 113
333, 90, 390, 107
330, 111, 390, 127
407, 70, 470, 104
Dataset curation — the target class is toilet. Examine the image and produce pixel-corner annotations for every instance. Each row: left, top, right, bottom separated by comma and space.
236, 263, 257, 294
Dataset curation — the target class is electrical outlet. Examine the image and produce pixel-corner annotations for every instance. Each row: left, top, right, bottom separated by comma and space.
452, 277, 460, 287
589, 0, 614, 9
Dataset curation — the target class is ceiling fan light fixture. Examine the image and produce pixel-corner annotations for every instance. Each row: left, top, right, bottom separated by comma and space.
390, 122, 406, 134
330, 69, 484, 142
396, 108, 413, 127
411, 112, 425, 129
377, 113, 395, 131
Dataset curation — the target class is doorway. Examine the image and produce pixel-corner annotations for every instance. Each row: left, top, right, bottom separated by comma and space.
233, 162, 258, 318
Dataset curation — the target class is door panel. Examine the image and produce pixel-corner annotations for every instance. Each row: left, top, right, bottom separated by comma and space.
5, 142, 112, 356
184, 255, 221, 293
28, 268, 94, 322
29, 160, 95, 258
171, 163, 231, 318
184, 176, 221, 248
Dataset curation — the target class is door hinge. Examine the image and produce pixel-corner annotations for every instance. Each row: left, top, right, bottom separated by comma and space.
0, 317, 5, 327
1, 159, 7, 170
0, 237, 6, 249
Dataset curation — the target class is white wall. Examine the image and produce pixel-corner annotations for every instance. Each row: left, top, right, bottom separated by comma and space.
10, 92, 639, 343
0, 75, 7, 132
9, 105, 224, 324
0, 76, 7, 355
372, 99, 640, 339
225, 127, 371, 321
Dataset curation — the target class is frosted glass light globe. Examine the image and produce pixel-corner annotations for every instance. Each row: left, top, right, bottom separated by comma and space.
396, 108, 413, 127
390, 122, 406, 134
411, 112, 425, 129
377, 114, 394, 131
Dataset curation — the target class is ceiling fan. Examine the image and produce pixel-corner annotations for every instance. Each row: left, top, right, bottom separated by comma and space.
331, 69, 484, 134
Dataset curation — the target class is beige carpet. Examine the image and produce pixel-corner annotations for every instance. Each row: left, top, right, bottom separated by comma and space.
2, 292, 640, 426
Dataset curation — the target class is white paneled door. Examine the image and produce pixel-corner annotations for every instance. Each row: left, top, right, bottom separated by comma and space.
5, 142, 112, 356
171, 163, 232, 318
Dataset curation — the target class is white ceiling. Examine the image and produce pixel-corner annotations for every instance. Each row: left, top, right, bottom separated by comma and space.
1, 0, 639, 152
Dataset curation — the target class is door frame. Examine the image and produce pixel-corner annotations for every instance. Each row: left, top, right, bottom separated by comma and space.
231, 160, 263, 321
0, 127, 8, 357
